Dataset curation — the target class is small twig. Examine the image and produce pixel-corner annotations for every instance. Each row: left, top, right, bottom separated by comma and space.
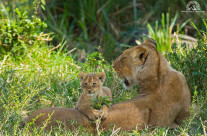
95, 117, 102, 136
50, 44, 61, 51
200, 117, 206, 136
110, 126, 121, 136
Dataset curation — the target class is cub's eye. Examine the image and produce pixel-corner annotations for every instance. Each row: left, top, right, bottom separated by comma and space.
83, 83, 87, 86
92, 83, 97, 86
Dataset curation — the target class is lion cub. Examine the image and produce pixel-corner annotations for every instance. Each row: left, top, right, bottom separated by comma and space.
75, 72, 112, 121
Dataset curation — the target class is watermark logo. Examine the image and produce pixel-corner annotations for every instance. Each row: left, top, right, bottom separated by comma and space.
182, 1, 205, 12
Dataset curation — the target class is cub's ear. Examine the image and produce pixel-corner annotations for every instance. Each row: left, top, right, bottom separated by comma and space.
79, 72, 86, 82
143, 38, 157, 48
97, 72, 106, 83
138, 47, 149, 61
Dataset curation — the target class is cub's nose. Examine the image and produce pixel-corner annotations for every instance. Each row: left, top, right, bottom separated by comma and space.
88, 90, 92, 93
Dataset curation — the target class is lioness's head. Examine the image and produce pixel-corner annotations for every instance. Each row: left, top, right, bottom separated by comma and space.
112, 38, 157, 89
79, 72, 106, 98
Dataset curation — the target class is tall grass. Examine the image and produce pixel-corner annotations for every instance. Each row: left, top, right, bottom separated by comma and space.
147, 12, 190, 54
41, 0, 136, 61
2, 0, 207, 61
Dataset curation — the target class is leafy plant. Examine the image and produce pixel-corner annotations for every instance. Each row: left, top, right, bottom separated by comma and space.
33, 0, 46, 13
0, 8, 50, 58
91, 96, 111, 110
167, 20, 207, 96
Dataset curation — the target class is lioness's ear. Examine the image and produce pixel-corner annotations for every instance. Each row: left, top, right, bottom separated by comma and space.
79, 72, 86, 82
97, 72, 106, 83
138, 47, 149, 61
143, 38, 157, 48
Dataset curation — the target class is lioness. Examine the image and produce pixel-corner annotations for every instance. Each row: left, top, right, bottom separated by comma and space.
101, 38, 191, 129
75, 72, 112, 120
27, 39, 190, 130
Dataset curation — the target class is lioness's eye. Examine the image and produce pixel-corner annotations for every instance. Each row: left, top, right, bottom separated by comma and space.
93, 83, 96, 86
83, 83, 87, 86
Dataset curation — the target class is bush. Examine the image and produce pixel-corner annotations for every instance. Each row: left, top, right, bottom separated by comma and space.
167, 20, 207, 96
0, 8, 50, 58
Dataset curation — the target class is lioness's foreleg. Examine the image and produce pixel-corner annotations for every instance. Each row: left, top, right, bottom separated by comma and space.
175, 109, 190, 125
97, 105, 109, 120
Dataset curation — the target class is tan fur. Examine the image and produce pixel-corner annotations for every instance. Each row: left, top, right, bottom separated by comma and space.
75, 72, 112, 120
27, 38, 191, 131
104, 38, 191, 129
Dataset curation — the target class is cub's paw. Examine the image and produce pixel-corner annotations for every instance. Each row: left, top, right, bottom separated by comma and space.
98, 105, 109, 120
87, 113, 97, 121
87, 109, 99, 121
92, 109, 99, 116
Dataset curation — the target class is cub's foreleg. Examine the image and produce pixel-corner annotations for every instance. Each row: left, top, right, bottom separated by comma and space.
75, 94, 98, 121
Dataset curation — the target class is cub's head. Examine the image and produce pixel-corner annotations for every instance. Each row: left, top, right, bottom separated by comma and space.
79, 72, 106, 98
112, 38, 157, 89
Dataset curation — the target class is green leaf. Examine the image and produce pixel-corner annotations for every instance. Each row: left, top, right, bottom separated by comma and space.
178, 18, 191, 33
41, 4, 45, 11
41, 0, 46, 5
170, 12, 178, 29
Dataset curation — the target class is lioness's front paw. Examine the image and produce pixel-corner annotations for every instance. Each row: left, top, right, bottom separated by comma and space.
98, 105, 109, 120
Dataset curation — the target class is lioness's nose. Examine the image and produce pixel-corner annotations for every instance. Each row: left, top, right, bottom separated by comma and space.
88, 90, 92, 93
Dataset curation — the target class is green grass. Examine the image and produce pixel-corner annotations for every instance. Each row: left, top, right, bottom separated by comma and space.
0, 43, 135, 135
